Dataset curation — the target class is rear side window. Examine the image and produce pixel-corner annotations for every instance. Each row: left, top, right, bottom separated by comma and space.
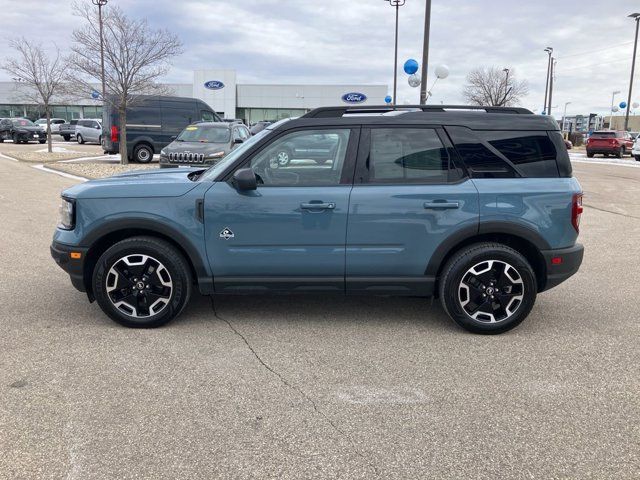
446, 126, 517, 178
480, 131, 559, 177
368, 128, 449, 183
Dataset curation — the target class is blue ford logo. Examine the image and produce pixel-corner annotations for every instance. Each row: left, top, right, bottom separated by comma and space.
341, 92, 367, 104
204, 80, 225, 90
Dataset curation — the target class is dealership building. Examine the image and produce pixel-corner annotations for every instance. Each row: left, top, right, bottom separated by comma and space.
0, 69, 388, 123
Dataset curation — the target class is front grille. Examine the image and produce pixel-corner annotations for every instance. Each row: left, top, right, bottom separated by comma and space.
168, 152, 205, 163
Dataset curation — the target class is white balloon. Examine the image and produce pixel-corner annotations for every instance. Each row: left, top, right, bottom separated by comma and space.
435, 64, 450, 79
633, 102, 639, 109
612, 106, 619, 112
408, 74, 421, 88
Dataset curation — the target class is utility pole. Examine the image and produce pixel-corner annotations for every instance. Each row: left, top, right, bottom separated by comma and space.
624, 13, 640, 131
543, 47, 553, 114
419, 0, 432, 104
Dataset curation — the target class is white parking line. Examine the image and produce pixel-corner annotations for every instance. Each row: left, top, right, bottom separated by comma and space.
31, 164, 88, 182
0, 152, 18, 162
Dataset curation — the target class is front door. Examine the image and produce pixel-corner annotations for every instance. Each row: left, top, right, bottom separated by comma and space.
346, 126, 479, 295
204, 127, 359, 293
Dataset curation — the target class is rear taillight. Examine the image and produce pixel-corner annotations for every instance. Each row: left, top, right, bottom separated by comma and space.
110, 125, 119, 143
572, 193, 583, 233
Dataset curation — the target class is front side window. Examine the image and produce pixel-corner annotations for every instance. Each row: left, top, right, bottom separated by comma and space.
177, 125, 230, 143
201, 110, 217, 122
368, 128, 449, 183
249, 128, 351, 186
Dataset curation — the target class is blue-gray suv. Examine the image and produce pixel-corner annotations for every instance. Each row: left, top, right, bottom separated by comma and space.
51, 105, 584, 334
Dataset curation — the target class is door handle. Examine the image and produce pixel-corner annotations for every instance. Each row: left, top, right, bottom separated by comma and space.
300, 202, 336, 210
423, 201, 460, 210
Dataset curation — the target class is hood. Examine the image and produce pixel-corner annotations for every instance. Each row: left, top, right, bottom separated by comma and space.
163, 141, 229, 154
62, 167, 207, 200
17, 126, 45, 132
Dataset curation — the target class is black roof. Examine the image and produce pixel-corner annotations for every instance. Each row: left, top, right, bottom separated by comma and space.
277, 105, 559, 131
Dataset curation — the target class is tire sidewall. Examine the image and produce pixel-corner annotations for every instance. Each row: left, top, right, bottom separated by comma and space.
93, 239, 191, 327
441, 245, 537, 334
134, 145, 153, 163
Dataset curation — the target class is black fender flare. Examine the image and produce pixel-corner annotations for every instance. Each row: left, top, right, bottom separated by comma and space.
80, 217, 212, 293
425, 221, 551, 277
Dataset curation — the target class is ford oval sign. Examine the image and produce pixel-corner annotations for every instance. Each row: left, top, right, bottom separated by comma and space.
342, 92, 367, 104
204, 80, 225, 90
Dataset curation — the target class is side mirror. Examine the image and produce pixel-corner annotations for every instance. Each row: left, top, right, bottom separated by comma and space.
233, 168, 257, 191
96, 125, 101, 129
233, 138, 243, 144
170, 135, 177, 140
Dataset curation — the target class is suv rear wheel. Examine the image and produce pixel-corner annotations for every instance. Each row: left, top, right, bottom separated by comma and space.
439, 243, 537, 334
92, 236, 192, 328
134, 144, 153, 163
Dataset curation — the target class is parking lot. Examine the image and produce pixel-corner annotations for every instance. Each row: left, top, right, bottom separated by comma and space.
0, 156, 639, 479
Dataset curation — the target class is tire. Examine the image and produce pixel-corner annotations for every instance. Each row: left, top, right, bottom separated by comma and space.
634, 155, 640, 161
77, 134, 84, 144
617, 147, 624, 159
134, 143, 153, 163
63, 135, 70, 141
92, 236, 192, 328
39, 140, 46, 144
12, 133, 20, 144
438, 243, 537, 334
98, 135, 102, 146
586, 152, 594, 158
275, 147, 292, 167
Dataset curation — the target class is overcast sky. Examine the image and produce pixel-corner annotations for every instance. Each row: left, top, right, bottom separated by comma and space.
0, 0, 638, 116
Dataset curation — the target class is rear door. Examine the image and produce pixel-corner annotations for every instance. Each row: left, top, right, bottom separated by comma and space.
346, 126, 479, 295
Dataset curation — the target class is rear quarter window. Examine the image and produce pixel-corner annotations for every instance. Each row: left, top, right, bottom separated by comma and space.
480, 131, 560, 178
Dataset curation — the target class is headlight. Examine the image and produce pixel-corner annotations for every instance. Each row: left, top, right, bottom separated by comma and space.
206, 151, 225, 159
58, 197, 75, 230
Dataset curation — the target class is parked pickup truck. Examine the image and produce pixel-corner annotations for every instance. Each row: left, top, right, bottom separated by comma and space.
59, 120, 77, 141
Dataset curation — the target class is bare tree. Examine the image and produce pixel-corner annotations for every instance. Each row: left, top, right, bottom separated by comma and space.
2, 38, 69, 153
462, 66, 529, 107
69, 3, 182, 164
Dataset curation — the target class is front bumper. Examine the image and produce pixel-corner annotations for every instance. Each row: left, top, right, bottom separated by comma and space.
540, 243, 584, 292
50, 241, 88, 292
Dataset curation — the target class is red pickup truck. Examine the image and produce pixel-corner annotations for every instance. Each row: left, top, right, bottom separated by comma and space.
586, 131, 634, 158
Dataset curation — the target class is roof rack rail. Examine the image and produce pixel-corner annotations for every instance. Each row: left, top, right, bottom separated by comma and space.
303, 105, 534, 118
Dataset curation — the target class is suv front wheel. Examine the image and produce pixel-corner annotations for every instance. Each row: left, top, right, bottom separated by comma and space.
439, 243, 537, 334
92, 236, 192, 328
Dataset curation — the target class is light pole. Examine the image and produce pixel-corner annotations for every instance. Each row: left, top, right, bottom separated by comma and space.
562, 101, 571, 132
543, 47, 553, 114
384, 0, 406, 106
419, 0, 432, 104
547, 58, 556, 117
624, 13, 640, 131
499, 68, 510, 106
92, 0, 108, 104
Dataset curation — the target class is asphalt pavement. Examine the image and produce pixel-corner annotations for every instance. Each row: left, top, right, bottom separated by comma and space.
0, 158, 638, 479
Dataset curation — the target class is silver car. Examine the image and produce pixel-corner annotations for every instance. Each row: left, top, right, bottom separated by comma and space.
159, 122, 251, 168
35, 118, 66, 134
75, 118, 102, 145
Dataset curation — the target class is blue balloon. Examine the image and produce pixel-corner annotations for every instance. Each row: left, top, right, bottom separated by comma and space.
403, 59, 419, 75
619, 101, 627, 109
91, 90, 100, 99
384, 95, 392, 104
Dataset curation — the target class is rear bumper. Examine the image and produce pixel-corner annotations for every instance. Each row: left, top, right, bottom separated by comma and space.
50, 241, 88, 292
540, 243, 584, 292
586, 146, 620, 154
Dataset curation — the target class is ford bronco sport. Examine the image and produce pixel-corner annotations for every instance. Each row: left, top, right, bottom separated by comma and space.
51, 105, 584, 334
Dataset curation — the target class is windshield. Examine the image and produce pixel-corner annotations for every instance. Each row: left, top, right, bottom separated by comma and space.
177, 124, 230, 143
591, 132, 616, 138
12, 119, 35, 127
